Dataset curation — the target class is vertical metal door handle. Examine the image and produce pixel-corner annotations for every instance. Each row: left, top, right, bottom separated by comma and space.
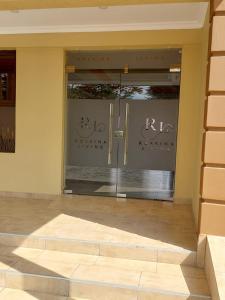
108, 103, 113, 165
124, 103, 129, 165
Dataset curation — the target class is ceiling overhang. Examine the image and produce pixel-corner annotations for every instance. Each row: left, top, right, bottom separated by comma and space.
0, 0, 209, 11
0, 2, 208, 35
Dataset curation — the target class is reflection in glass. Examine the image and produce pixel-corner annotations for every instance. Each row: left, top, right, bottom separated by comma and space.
68, 83, 120, 99
0, 51, 16, 153
120, 85, 180, 100
65, 51, 181, 201
68, 83, 180, 101
0, 73, 8, 101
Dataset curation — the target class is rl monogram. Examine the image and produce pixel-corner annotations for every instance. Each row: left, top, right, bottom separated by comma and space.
140, 117, 175, 151
145, 118, 174, 133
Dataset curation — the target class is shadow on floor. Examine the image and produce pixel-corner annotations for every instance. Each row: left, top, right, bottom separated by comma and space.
0, 195, 199, 299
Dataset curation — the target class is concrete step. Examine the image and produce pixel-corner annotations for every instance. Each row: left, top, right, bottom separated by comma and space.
0, 232, 197, 266
0, 246, 211, 300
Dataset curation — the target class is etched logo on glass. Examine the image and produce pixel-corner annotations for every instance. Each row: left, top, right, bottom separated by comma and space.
139, 118, 175, 151
74, 116, 107, 150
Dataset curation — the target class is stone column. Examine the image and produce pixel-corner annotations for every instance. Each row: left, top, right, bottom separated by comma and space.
200, 0, 225, 235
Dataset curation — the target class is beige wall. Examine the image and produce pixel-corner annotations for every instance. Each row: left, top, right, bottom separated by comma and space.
192, 12, 209, 227
174, 44, 204, 209
0, 48, 64, 194
173, 20, 209, 227
0, 28, 207, 227
0, 30, 202, 49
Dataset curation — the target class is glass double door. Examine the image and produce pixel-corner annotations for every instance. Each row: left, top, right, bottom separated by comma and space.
66, 70, 180, 200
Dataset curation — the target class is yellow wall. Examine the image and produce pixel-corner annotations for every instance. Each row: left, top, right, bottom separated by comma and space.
0, 48, 64, 194
193, 13, 209, 227
174, 44, 203, 204
0, 29, 207, 227
174, 39, 208, 228
0, 30, 202, 49
174, 13, 209, 227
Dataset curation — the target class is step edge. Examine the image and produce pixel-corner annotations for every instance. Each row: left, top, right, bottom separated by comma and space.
0, 232, 196, 254
0, 289, 69, 300
0, 269, 211, 299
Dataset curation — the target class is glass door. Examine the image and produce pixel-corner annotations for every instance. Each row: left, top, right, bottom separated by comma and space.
65, 67, 180, 200
116, 71, 180, 200
66, 70, 121, 196
66, 70, 179, 200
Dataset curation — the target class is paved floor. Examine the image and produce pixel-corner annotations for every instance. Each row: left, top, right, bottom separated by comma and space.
0, 246, 210, 299
0, 196, 209, 299
206, 235, 225, 299
0, 195, 197, 251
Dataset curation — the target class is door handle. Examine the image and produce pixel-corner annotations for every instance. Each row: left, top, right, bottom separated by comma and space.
108, 103, 113, 165
124, 102, 129, 165
113, 130, 124, 138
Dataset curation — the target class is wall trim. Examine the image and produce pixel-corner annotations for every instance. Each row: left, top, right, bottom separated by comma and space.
0, 21, 204, 35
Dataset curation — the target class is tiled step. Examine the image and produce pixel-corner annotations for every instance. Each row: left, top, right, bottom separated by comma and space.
0, 196, 198, 268
0, 232, 197, 266
0, 288, 93, 299
0, 288, 70, 299
205, 235, 225, 300
0, 246, 211, 300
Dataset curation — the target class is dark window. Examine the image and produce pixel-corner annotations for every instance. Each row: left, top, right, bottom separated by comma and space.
0, 51, 16, 153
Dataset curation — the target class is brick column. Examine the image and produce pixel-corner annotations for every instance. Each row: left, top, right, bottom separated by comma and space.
200, 0, 225, 235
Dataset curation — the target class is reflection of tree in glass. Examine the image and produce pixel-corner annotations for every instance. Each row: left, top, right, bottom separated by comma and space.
0, 128, 15, 153
68, 84, 180, 100
68, 84, 144, 100
68, 84, 120, 99
145, 86, 180, 99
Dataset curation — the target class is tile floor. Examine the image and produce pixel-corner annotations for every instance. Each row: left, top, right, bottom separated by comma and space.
205, 235, 225, 300
0, 246, 210, 299
0, 195, 210, 299
0, 195, 197, 251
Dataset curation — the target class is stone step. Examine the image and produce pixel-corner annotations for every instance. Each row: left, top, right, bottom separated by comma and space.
0, 232, 197, 266
0, 246, 211, 300
0, 288, 91, 299
0, 288, 70, 299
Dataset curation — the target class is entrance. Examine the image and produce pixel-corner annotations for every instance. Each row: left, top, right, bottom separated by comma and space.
65, 50, 181, 200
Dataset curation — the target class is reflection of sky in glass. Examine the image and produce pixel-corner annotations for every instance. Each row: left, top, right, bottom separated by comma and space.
122, 86, 151, 100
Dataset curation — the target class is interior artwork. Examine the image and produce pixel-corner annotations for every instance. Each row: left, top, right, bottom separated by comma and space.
0, 51, 16, 153
65, 50, 181, 200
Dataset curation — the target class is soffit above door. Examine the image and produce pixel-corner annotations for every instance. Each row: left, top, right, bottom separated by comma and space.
0, 2, 208, 34
0, 0, 209, 11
